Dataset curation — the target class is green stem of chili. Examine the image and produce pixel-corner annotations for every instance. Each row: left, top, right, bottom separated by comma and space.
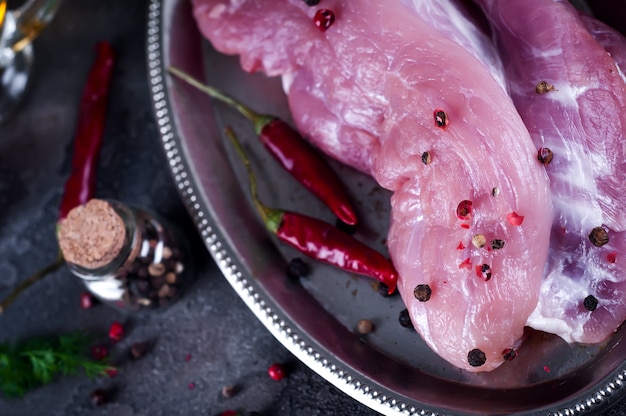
0, 251, 64, 314
168, 66, 273, 134
224, 127, 283, 232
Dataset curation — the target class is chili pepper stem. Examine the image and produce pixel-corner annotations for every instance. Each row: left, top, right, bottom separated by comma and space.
0, 251, 64, 314
224, 127, 283, 233
168, 67, 273, 135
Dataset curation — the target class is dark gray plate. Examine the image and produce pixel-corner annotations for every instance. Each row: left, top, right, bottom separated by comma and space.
146, 0, 626, 414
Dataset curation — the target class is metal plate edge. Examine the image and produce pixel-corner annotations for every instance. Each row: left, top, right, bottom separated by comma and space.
144, 0, 626, 415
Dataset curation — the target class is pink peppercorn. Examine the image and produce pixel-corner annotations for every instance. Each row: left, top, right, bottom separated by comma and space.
313, 9, 335, 31
108, 321, 124, 342
91, 345, 108, 361
80, 291, 95, 309
607, 251, 617, 263
268, 363, 286, 381
105, 367, 118, 378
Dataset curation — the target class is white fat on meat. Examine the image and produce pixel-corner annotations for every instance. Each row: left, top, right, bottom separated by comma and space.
476, 0, 626, 343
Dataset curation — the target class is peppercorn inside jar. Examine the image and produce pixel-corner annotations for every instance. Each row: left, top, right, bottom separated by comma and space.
58, 199, 192, 311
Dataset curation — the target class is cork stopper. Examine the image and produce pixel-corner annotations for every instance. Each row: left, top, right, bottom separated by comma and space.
58, 199, 127, 269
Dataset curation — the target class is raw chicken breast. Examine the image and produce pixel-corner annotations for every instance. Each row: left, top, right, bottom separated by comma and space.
476, 0, 626, 343
191, 0, 552, 371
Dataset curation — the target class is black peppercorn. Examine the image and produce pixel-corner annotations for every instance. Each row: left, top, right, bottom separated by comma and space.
130, 341, 150, 359
286, 258, 310, 279
537, 147, 554, 165
90, 388, 108, 406
491, 239, 505, 250
221, 385, 237, 398
583, 295, 599, 311
302, 0, 320, 5
421, 151, 431, 165
377, 282, 396, 297
476, 264, 492, 281
589, 227, 609, 247
434, 109, 448, 129
535, 80, 555, 94
413, 284, 432, 302
399, 309, 414, 329
468, 348, 487, 367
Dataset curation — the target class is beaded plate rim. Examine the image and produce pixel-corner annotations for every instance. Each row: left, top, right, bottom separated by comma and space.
145, 0, 626, 414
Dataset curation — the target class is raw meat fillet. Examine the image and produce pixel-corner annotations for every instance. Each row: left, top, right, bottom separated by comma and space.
191, 0, 552, 371
581, 13, 626, 81
475, 0, 626, 343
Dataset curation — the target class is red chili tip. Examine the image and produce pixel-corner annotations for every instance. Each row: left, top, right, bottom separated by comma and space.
80, 291, 95, 309
456, 200, 473, 220
108, 321, 124, 342
607, 251, 617, 264
507, 211, 524, 226
268, 363, 287, 381
220, 411, 239, 416
105, 368, 118, 378
313, 9, 335, 31
188, 382, 196, 390
385, 271, 399, 295
91, 345, 109, 361
456, 241, 465, 250
458, 258, 472, 270
184, 353, 192, 362
460, 223, 470, 229
543, 365, 551, 373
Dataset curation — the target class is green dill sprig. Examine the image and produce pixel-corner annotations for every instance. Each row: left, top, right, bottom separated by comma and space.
0, 332, 114, 397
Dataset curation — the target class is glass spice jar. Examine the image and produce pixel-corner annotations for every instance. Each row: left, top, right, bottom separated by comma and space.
58, 198, 192, 312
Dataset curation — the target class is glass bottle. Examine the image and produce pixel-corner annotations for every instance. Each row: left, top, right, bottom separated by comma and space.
60, 199, 192, 312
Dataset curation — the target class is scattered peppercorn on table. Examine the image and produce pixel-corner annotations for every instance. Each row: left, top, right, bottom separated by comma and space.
1, 0, 626, 416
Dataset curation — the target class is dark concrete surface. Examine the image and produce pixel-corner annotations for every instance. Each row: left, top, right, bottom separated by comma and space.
0, 1, 379, 415
0, 1, 625, 416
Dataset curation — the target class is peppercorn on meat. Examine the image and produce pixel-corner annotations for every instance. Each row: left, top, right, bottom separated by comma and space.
476, 0, 626, 344
191, 0, 554, 372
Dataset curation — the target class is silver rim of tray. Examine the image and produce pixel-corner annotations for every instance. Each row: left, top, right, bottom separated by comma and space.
145, 0, 626, 414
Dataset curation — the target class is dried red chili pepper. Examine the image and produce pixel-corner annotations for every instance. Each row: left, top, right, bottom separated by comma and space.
167, 67, 358, 226
0, 42, 115, 313
59, 41, 115, 220
225, 127, 397, 294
